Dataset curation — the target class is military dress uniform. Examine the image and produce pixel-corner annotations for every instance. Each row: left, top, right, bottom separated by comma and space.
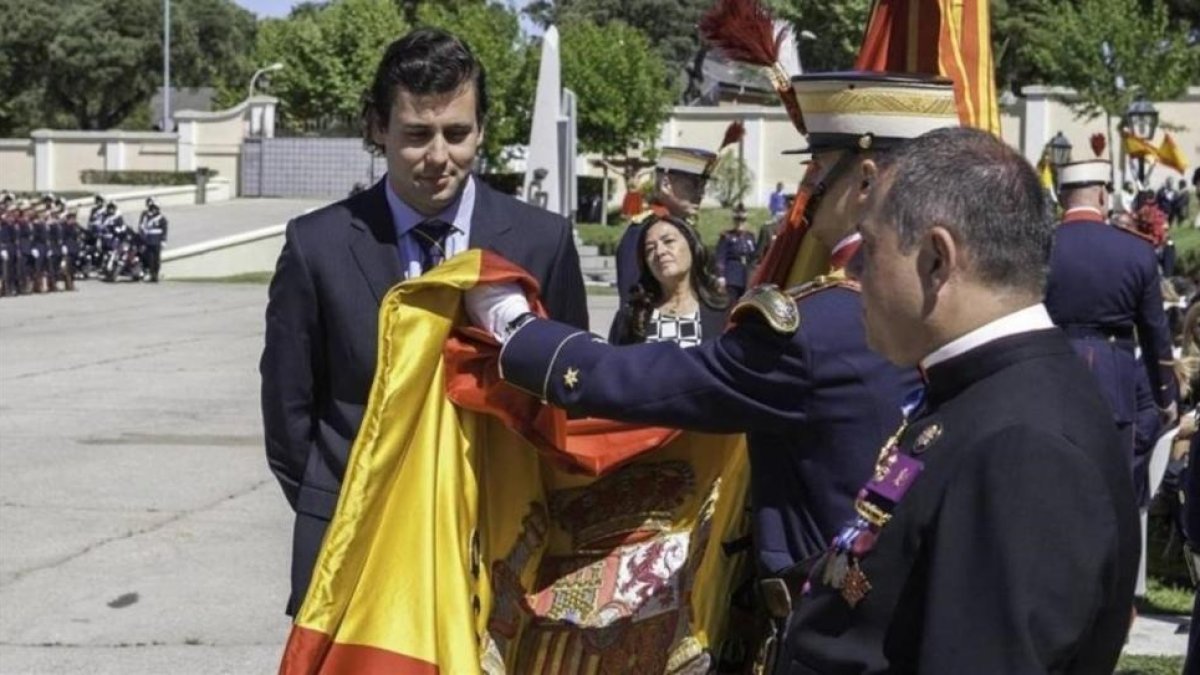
0, 214, 16, 296
614, 147, 718, 306
774, 312, 1139, 674
1045, 160, 1178, 468
716, 226, 757, 300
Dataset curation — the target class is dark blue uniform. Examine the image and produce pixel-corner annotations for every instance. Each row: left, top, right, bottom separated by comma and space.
1186, 433, 1200, 675
0, 218, 16, 295
716, 229, 757, 300
1045, 211, 1178, 465
139, 211, 167, 281
500, 281, 918, 575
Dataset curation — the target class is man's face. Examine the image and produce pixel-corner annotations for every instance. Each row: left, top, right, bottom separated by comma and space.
852, 175, 928, 366
373, 84, 483, 216
661, 172, 706, 218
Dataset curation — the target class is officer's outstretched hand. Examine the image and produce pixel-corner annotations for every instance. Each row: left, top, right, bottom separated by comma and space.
465, 282, 530, 342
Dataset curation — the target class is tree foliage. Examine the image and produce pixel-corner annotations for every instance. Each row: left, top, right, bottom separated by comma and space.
527, 0, 709, 98
1019, 0, 1198, 119
559, 20, 673, 160
0, 0, 255, 135
769, 0, 873, 72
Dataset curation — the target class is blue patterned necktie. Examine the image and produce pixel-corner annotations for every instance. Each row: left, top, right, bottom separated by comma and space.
412, 219, 454, 274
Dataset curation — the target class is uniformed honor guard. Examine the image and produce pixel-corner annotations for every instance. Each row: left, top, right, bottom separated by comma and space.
1045, 159, 1180, 474
466, 71, 959, 669
775, 126, 1138, 674
614, 146, 717, 307
138, 198, 168, 282
715, 203, 757, 300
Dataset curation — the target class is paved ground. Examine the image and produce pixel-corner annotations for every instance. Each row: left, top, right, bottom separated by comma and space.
0, 282, 1184, 674
164, 198, 328, 248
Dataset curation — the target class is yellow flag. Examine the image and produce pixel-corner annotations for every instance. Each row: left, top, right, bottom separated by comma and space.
1158, 133, 1189, 174
1123, 132, 1160, 159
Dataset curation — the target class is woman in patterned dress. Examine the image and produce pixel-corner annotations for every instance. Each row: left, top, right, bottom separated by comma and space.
608, 215, 728, 346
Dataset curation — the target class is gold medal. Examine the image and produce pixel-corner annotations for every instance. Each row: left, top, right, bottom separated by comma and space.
912, 422, 942, 455
841, 559, 872, 607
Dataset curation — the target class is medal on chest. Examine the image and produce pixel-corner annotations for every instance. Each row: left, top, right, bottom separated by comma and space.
808, 389, 929, 608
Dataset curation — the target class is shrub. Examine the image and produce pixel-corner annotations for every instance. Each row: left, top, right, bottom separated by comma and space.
79, 169, 217, 186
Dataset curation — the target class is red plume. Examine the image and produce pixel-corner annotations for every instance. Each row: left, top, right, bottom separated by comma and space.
699, 0, 781, 67
1090, 133, 1106, 158
699, 0, 806, 134
719, 120, 746, 151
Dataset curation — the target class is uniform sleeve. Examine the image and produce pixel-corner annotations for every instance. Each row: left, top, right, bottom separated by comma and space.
499, 315, 813, 434
259, 222, 319, 509
539, 219, 589, 331
1135, 250, 1178, 408
917, 427, 1123, 673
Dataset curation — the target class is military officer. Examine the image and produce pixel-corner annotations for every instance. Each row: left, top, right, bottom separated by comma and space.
775, 126, 1139, 673
614, 147, 716, 307
467, 73, 959, 654
715, 203, 757, 300
138, 198, 168, 282
0, 205, 15, 297
1045, 159, 1179, 470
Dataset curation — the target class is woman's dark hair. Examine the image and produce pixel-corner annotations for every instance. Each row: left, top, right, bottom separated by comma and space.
622, 216, 728, 343
360, 28, 489, 155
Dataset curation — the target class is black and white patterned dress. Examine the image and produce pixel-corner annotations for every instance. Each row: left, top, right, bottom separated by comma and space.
645, 309, 703, 348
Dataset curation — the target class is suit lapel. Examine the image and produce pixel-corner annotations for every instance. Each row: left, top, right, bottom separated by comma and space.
348, 181, 404, 304
467, 180, 512, 251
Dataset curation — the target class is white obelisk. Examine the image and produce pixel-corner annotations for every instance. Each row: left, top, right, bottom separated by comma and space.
523, 26, 561, 214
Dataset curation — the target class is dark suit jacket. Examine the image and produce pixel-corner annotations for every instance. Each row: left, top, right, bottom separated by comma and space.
260, 178, 587, 613
779, 329, 1138, 674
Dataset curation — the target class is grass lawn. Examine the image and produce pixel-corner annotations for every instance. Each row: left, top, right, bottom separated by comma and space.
1140, 577, 1195, 616
171, 271, 274, 284
1115, 654, 1186, 674
577, 205, 773, 255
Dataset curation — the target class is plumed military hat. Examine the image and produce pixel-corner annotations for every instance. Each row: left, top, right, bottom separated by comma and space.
657, 146, 720, 179
1058, 159, 1111, 188
784, 72, 959, 154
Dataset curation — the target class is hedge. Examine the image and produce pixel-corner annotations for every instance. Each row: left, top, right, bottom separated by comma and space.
80, 168, 217, 186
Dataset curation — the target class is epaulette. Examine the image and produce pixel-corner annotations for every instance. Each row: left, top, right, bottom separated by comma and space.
730, 284, 800, 335
1113, 224, 1157, 245
785, 275, 860, 301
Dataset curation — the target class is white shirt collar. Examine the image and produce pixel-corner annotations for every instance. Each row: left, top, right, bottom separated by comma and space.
383, 174, 476, 239
921, 303, 1054, 370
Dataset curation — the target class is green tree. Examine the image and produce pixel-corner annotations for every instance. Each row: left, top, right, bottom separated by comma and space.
527, 0, 710, 98
559, 20, 673, 191
417, 2, 535, 168
255, 0, 407, 130
709, 154, 753, 207
1021, 0, 1198, 119
769, 0, 873, 72
0, 0, 255, 134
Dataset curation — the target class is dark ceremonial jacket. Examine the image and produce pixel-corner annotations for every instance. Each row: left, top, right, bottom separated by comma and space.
260, 178, 588, 614
776, 329, 1138, 675
500, 281, 918, 575
614, 205, 669, 307
1045, 209, 1178, 424
716, 228, 758, 291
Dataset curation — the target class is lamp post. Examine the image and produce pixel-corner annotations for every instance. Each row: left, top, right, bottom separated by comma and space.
249, 62, 285, 98
1048, 131, 1073, 167
162, 0, 171, 131
1123, 95, 1159, 186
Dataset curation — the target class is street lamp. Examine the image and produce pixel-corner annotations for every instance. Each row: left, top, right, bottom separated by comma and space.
1048, 132, 1073, 167
249, 62, 284, 98
1124, 95, 1159, 185
1124, 96, 1159, 141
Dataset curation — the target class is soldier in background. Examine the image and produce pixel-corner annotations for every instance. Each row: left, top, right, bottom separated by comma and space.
138, 198, 168, 282
715, 203, 757, 301
0, 196, 16, 296
28, 204, 51, 293
1045, 159, 1179, 472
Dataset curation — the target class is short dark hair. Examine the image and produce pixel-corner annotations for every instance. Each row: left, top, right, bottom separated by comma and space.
877, 127, 1054, 295
361, 28, 489, 154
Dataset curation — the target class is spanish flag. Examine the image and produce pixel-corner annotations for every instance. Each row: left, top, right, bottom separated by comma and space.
279, 251, 750, 674
855, 0, 1001, 135
1158, 133, 1189, 174
1123, 131, 1160, 159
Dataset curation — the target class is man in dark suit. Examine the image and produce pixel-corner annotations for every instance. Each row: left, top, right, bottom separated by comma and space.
1045, 159, 1179, 470
773, 127, 1137, 673
260, 27, 588, 616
